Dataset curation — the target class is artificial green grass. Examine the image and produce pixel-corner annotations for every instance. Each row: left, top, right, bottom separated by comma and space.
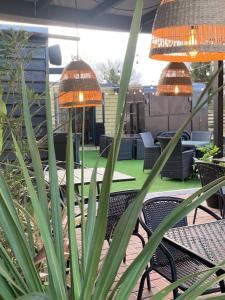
83, 150, 201, 193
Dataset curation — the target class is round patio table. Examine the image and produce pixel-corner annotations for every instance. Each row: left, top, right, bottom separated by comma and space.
182, 140, 210, 148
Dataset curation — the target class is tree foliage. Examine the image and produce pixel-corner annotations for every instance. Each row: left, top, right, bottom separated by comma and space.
191, 62, 212, 83
94, 59, 141, 85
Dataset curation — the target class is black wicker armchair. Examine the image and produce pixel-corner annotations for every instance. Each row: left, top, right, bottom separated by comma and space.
138, 196, 221, 300
99, 135, 109, 157
158, 137, 194, 181
105, 190, 144, 245
99, 135, 133, 160
107, 137, 133, 160
139, 132, 161, 171
195, 162, 225, 217
54, 133, 80, 164
103, 190, 148, 274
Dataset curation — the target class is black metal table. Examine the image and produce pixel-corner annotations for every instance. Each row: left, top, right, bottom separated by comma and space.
164, 220, 225, 290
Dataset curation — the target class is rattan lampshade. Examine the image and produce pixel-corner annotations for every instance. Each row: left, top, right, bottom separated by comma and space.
59, 59, 102, 108
150, 0, 225, 62
157, 62, 192, 96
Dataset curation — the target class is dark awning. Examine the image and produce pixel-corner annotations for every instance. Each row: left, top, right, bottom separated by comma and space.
0, 0, 159, 33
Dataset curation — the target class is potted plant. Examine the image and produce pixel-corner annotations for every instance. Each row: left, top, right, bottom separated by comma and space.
196, 144, 220, 162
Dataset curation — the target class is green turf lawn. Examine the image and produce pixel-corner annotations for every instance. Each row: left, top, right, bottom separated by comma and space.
83, 150, 201, 193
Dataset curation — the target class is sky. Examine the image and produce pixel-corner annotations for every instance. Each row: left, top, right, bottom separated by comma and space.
48, 26, 167, 85
0, 20, 168, 85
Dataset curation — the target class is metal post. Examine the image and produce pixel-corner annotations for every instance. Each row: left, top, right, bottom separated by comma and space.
214, 60, 224, 157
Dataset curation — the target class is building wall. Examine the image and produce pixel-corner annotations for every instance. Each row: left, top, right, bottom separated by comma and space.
1, 29, 48, 161
103, 88, 118, 136
95, 105, 103, 123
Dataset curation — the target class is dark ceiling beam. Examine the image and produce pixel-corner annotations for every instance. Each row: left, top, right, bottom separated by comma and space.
37, 0, 52, 11
90, 0, 126, 17
0, 0, 156, 33
141, 8, 157, 26
141, 8, 157, 33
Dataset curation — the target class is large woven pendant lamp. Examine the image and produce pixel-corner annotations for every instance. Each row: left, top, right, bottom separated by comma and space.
59, 59, 102, 108
157, 62, 193, 96
150, 0, 225, 62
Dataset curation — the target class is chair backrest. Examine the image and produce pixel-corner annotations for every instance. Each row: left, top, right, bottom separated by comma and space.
105, 190, 139, 240
142, 196, 188, 266
156, 131, 190, 141
196, 161, 225, 186
182, 131, 191, 141
157, 130, 176, 138
191, 131, 212, 142
196, 161, 225, 206
157, 136, 182, 160
139, 132, 154, 147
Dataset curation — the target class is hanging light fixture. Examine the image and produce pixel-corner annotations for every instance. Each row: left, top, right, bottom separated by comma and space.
150, 0, 225, 62
157, 62, 193, 96
58, 59, 102, 108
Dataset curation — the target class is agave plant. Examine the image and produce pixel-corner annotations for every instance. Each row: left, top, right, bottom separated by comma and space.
1, 1, 225, 300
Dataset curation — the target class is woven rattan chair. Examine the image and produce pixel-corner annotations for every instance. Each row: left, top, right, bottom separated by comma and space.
105, 190, 144, 245
195, 162, 225, 218
102, 190, 148, 276
136, 138, 144, 160
139, 132, 161, 171
191, 131, 212, 142
99, 136, 133, 160
107, 137, 133, 160
158, 137, 194, 181
54, 133, 80, 164
99, 135, 108, 157
137, 196, 221, 300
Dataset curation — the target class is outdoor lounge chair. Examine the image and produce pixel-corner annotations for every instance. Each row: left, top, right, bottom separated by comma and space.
158, 136, 194, 181
195, 162, 225, 218
191, 131, 212, 142
139, 132, 161, 171
137, 196, 221, 300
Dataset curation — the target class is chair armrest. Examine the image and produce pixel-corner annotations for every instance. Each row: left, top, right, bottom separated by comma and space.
146, 145, 161, 149
182, 149, 195, 155
197, 205, 222, 220
182, 145, 195, 152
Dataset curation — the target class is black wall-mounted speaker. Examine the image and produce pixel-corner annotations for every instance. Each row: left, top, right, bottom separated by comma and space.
48, 44, 62, 66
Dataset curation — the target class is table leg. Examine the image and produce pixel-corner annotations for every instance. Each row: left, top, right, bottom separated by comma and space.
97, 183, 101, 195
216, 270, 225, 293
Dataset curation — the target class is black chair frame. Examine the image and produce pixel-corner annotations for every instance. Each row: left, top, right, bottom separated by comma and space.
137, 196, 222, 300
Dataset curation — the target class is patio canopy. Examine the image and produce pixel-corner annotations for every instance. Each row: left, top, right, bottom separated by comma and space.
0, 0, 159, 32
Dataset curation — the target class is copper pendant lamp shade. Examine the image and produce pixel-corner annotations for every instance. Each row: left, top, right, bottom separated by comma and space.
157, 62, 192, 96
150, 0, 225, 62
59, 59, 102, 108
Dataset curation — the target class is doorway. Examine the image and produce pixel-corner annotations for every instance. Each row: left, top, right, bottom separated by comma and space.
74, 107, 96, 145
